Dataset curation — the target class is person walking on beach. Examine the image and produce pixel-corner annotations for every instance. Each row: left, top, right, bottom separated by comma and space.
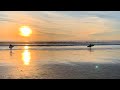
87, 44, 94, 48
9, 44, 14, 52
87, 44, 94, 51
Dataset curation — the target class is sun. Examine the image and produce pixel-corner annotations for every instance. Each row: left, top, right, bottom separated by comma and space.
19, 26, 32, 37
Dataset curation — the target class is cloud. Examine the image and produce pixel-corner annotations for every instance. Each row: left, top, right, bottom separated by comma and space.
0, 11, 119, 41
19, 11, 118, 40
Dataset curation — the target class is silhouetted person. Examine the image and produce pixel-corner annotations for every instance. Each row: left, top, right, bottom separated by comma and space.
87, 44, 94, 53
87, 44, 94, 48
9, 44, 14, 53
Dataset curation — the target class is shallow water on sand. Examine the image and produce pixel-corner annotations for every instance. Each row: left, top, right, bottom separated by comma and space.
0, 45, 120, 79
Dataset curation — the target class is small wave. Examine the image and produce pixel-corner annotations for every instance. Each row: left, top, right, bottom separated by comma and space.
0, 46, 120, 51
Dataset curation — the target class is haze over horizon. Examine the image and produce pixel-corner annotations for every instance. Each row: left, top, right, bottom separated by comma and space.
0, 11, 120, 42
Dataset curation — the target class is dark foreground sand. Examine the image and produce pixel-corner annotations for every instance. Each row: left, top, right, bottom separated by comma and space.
0, 62, 120, 79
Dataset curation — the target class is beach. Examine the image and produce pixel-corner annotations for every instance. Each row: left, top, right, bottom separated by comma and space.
0, 45, 120, 79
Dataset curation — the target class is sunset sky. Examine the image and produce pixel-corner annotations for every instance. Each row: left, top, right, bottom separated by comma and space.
0, 11, 120, 42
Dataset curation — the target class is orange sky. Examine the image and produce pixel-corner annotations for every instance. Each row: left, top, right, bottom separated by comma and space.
0, 11, 120, 42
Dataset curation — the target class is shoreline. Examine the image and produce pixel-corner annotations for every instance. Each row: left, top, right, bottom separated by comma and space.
0, 44, 120, 46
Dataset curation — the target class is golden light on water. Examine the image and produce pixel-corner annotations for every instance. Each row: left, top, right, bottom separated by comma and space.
22, 46, 31, 65
24, 46, 29, 49
19, 26, 32, 37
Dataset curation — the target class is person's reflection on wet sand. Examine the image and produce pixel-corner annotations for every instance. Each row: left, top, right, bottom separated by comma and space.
10, 51, 12, 56
88, 47, 94, 53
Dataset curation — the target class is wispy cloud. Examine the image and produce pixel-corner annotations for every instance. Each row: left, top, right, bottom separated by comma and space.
0, 11, 120, 41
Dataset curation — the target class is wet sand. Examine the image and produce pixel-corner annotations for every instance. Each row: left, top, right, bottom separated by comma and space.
0, 45, 120, 79
42, 63, 120, 79
0, 62, 120, 79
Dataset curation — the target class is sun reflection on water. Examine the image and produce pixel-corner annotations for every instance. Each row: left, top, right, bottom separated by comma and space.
24, 46, 29, 50
22, 46, 31, 65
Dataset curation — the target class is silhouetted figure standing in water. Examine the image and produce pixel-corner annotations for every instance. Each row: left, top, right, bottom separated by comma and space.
9, 44, 14, 53
87, 44, 94, 48
87, 44, 94, 50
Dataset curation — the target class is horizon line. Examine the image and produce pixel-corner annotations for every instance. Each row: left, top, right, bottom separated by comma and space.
0, 40, 120, 43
